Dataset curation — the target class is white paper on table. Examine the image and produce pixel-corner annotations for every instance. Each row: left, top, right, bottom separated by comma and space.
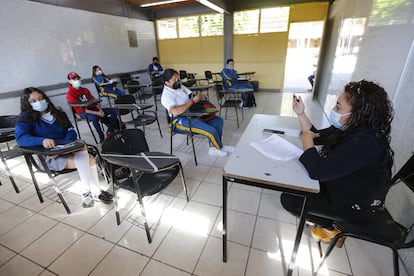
250, 134, 303, 161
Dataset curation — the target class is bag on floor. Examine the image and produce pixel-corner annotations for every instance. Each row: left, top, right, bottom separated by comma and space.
242, 93, 256, 107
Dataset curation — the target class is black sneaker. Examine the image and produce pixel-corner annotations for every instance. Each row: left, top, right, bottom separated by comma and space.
97, 190, 113, 204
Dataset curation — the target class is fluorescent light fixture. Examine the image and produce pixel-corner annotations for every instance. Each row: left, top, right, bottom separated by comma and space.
140, 0, 188, 8
196, 0, 225, 13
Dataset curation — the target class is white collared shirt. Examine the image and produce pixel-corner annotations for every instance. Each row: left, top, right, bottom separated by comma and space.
161, 84, 192, 116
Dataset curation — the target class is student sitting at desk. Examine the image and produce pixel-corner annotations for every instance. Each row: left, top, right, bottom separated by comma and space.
221, 59, 256, 107
161, 68, 233, 157
66, 72, 119, 143
92, 65, 125, 98
148, 57, 164, 80
281, 80, 394, 242
15, 87, 113, 208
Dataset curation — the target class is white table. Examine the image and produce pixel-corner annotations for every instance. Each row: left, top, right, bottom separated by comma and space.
222, 114, 320, 276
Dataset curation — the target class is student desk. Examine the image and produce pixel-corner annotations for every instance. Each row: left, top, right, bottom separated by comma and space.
222, 114, 319, 276
16, 141, 85, 214
189, 84, 214, 98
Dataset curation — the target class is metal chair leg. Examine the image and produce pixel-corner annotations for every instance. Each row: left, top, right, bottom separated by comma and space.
178, 162, 189, 201
0, 151, 19, 193
132, 170, 152, 243
313, 233, 344, 275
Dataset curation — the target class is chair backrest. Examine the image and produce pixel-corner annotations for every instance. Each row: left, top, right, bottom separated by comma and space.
152, 78, 164, 95
119, 73, 132, 89
101, 129, 149, 155
125, 80, 140, 95
179, 70, 187, 80
114, 94, 136, 116
0, 115, 18, 128
205, 70, 213, 80
385, 154, 414, 231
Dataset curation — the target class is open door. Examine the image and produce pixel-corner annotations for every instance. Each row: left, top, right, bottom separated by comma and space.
284, 21, 324, 93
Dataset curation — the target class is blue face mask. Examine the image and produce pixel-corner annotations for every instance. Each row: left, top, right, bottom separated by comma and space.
96, 70, 102, 75
31, 99, 49, 112
72, 79, 82, 88
329, 109, 351, 129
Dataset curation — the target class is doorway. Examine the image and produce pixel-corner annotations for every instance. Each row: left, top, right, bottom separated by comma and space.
283, 21, 324, 92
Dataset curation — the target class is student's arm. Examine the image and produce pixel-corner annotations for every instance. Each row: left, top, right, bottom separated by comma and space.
55, 115, 78, 144
293, 95, 312, 131
15, 120, 44, 147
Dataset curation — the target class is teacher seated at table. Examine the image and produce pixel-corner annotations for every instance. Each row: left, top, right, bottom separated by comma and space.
161, 68, 233, 157
281, 80, 394, 243
15, 87, 113, 208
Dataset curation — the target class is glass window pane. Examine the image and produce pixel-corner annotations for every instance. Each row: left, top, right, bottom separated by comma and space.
178, 16, 200, 38
201, 14, 224, 36
260, 7, 290, 33
234, 10, 260, 34
157, 19, 177, 39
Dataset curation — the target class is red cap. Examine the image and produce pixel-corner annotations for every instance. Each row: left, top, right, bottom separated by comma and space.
67, 72, 81, 80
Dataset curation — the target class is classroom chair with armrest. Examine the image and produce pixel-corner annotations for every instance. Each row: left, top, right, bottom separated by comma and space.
114, 95, 162, 138
101, 129, 189, 243
17, 142, 108, 214
68, 104, 101, 144
214, 84, 244, 128
119, 73, 133, 92
0, 115, 22, 193
313, 154, 414, 276
166, 109, 203, 166
93, 82, 113, 108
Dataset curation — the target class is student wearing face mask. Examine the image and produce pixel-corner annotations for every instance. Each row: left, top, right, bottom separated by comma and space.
281, 80, 394, 243
92, 65, 125, 98
161, 68, 233, 157
66, 72, 119, 143
15, 87, 113, 208
220, 59, 256, 107
148, 57, 164, 80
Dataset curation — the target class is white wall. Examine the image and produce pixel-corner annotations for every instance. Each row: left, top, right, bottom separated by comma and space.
0, 0, 157, 93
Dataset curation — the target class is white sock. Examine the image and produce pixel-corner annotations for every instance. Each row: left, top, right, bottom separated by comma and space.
89, 165, 101, 195
74, 150, 91, 194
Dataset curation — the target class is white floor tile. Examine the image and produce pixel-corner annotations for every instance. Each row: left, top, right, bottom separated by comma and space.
88, 209, 133, 244
195, 236, 250, 276
0, 197, 15, 214
258, 192, 297, 224
141, 259, 191, 276
0, 205, 34, 236
211, 209, 256, 246
48, 233, 113, 276
0, 254, 44, 276
245, 248, 285, 276
228, 187, 261, 215
153, 227, 207, 272
21, 223, 84, 267
192, 181, 222, 206
0, 213, 57, 252
0, 244, 15, 266
90, 245, 150, 276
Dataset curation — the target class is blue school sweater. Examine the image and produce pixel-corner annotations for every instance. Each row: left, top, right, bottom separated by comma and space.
15, 112, 77, 147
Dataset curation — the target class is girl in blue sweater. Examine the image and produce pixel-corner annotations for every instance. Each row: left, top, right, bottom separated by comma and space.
92, 65, 124, 98
15, 87, 112, 208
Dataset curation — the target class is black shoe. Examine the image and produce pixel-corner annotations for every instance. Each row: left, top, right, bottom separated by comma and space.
115, 167, 131, 179
98, 190, 113, 204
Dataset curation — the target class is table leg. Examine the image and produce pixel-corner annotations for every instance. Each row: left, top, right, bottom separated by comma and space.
222, 175, 228, 262
287, 194, 310, 276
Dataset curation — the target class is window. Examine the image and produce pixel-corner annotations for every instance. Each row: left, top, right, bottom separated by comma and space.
201, 14, 224, 36
260, 7, 290, 33
178, 16, 200, 38
157, 19, 177, 39
234, 10, 260, 34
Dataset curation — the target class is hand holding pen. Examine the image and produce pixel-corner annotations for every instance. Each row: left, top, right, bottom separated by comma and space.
292, 95, 305, 115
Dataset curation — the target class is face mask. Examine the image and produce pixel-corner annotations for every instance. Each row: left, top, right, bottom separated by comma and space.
329, 109, 351, 129
30, 99, 49, 112
96, 70, 102, 75
72, 79, 82, 89
228, 65, 234, 70
172, 80, 181, 90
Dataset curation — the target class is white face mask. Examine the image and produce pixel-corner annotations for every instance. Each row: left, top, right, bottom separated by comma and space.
329, 109, 352, 129
30, 99, 49, 112
96, 70, 102, 75
72, 79, 82, 88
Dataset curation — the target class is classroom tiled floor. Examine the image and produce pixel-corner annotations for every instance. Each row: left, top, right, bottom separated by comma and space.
0, 91, 410, 276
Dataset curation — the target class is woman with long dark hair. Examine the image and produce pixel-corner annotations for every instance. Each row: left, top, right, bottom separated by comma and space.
15, 87, 113, 208
92, 65, 124, 98
281, 80, 394, 241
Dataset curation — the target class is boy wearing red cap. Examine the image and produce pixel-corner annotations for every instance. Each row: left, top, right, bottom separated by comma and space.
66, 72, 119, 143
